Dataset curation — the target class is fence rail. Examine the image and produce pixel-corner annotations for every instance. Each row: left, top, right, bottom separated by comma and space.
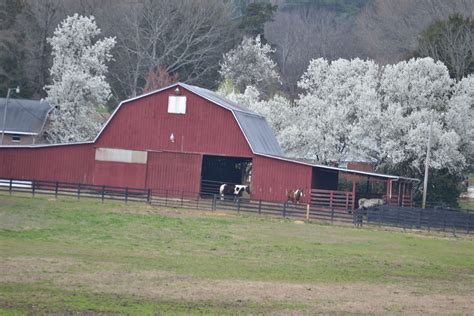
0, 178, 150, 203
1, 178, 472, 235
311, 188, 354, 210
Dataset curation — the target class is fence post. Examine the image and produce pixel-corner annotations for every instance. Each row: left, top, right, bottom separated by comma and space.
331, 209, 334, 224
181, 191, 184, 207
9, 179, 12, 195
329, 191, 333, 209
427, 212, 431, 232
283, 202, 286, 217
306, 204, 310, 220
101, 185, 105, 202
237, 197, 240, 213
396, 209, 400, 227
147, 189, 151, 204
77, 183, 81, 200
212, 194, 216, 211
258, 200, 262, 215
125, 187, 129, 204
418, 209, 422, 229
32, 180, 35, 197
467, 214, 471, 235
55, 182, 59, 199
443, 211, 447, 232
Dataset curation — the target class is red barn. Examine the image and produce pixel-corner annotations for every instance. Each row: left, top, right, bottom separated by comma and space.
0, 83, 417, 207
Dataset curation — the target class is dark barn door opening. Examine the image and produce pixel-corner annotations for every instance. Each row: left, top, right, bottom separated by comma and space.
200, 155, 252, 196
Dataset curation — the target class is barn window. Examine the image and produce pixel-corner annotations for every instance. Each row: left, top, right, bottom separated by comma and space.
168, 96, 186, 114
11, 134, 21, 142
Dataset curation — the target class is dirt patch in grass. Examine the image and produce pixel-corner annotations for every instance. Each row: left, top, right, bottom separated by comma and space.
0, 257, 77, 283
56, 272, 474, 314
3, 257, 471, 314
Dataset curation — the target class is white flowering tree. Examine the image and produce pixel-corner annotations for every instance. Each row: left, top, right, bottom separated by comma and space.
295, 58, 380, 163
446, 75, 474, 167
219, 35, 280, 96
45, 14, 116, 143
366, 58, 467, 175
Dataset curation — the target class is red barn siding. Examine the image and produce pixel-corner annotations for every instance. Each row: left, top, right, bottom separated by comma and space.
93, 161, 146, 188
146, 151, 202, 195
95, 87, 252, 157
0, 144, 94, 183
252, 155, 312, 203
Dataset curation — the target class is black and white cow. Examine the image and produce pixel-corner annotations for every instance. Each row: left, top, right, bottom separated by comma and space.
219, 184, 250, 200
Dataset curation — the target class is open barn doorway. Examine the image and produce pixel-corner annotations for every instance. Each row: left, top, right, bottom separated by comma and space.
200, 155, 252, 196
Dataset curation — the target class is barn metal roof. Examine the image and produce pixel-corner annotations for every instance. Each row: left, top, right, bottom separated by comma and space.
257, 153, 419, 182
179, 83, 284, 156
0, 98, 51, 135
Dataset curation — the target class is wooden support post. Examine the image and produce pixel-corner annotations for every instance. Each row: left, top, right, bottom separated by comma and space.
329, 191, 333, 209
32, 180, 35, 197
365, 176, 370, 197
147, 189, 151, 204
125, 187, 129, 204
258, 200, 262, 215
351, 180, 356, 210
101, 185, 105, 202
9, 179, 12, 195
55, 181, 59, 199
401, 182, 405, 207
397, 182, 402, 207
77, 183, 81, 200
283, 202, 286, 217
306, 204, 310, 220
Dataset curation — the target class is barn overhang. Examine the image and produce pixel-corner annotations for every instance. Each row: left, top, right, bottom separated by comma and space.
256, 153, 419, 183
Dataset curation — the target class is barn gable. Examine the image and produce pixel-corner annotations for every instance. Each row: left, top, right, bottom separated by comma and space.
94, 83, 283, 156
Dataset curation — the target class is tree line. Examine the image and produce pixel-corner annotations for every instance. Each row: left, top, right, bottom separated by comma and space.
0, 0, 472, 205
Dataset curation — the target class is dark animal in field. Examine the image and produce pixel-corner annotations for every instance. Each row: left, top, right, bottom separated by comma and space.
287, 189, 304, 204
219, 184, 250, 200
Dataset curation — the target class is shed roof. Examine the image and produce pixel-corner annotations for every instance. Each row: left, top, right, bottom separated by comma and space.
0, 98, 51, 135
257, 153, 419, 182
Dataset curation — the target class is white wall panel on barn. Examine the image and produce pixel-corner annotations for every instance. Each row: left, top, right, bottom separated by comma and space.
95, 148, 147, 164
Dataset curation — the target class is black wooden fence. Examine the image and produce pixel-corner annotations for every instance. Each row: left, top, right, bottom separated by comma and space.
1, 178, 472, 235
0, 179, 150, 203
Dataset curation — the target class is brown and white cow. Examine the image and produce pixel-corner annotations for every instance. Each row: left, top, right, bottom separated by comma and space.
219, 184, 250, 200
287, 189, 304, 204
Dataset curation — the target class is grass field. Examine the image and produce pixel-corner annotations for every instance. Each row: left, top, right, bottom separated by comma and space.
1, 193, 473, 314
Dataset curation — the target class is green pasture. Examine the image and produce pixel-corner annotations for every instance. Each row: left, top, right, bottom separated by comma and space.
1, 193, 473, 314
